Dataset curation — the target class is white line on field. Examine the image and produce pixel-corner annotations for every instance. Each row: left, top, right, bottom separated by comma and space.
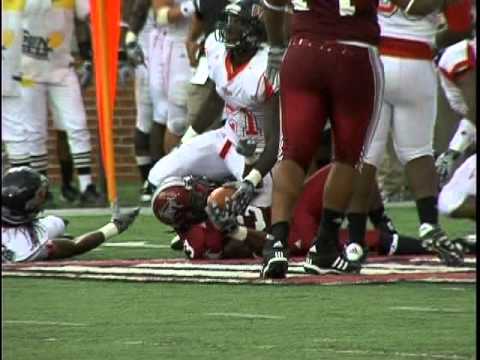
101, 242, 170, 249
440, 287, 467, 291
3, 320, 87, 326
389, 306, 464, 313
315, 348, 471, 359
204, 312, 285, 320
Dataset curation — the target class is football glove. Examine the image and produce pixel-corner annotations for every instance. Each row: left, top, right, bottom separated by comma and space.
225, 179, 257, 215
435, 149, 460, 187
266, 46, 285, 89
236, 138, 257, 158
205, 199, 238, 235
111, 207, 140, 234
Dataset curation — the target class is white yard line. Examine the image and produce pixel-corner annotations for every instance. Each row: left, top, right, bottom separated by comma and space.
101, 242, 170, 249
3, 320, 87, 327
314, 348, 471, 359
389, 306, 464, 313
204, 312, 285, 320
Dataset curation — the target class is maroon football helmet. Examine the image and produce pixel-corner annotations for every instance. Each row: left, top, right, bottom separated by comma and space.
151, 176, 215, 230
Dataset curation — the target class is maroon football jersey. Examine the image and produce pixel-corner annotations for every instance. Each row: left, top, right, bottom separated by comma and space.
290, 0, 380, 45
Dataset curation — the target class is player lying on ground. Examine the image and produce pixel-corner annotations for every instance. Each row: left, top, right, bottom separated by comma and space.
436, 38, 476, 221
151, 170, 469, 261
1, 167, 139, 263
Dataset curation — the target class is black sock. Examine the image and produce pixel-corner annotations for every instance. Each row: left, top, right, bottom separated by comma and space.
270, 221, 290, 247
368, 205, 386, 227
316, 208, 344, 251
416, 196, 438, 225
138, 163, 153, 183
60, 159, 74, 187
347, 213, 367, 247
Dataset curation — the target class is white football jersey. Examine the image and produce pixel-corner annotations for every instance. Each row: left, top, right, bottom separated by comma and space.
205, 32, 276, 151
438, 39, 476, 116
20, 0, 90, 84
2, 0, 25, 96
377, 0, 441, 45
2, 215, 66, 263
138, 7, 155, 60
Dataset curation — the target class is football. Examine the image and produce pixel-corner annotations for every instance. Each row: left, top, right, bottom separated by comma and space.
207, 186, 236, 209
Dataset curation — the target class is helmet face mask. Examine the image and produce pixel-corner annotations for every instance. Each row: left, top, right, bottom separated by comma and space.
1, 167, 49, 225
216, 0, 266, 55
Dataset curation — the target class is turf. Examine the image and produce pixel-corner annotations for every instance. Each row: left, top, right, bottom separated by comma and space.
2, 206, 476, 360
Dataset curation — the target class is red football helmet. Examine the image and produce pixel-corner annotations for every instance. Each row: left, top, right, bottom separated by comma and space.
151, 176, 215, 230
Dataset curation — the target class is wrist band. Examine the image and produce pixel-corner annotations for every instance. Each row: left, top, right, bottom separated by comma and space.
98, 222, 119, 239
230, 226, 248, 241
156, 7, 170, 25
180, 1, 196, 17
125, 31, 137, 45
262, 0, 288, 12
405, 0, 416, 14
244, 168, 262, 187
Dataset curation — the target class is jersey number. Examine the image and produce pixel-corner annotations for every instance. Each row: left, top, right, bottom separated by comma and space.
291, 0, 356, 16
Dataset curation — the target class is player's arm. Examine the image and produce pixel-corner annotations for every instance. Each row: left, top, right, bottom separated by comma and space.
435, 0, 473, 49
152, 0, 196, 25
181, 79, 225, 143
128, 0, 151, 35
456, 69, 476, 124
186, 12, 204, 67
46, 209, 140, 260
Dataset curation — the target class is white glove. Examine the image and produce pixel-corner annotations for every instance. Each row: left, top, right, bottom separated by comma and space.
435, 150, 460, 187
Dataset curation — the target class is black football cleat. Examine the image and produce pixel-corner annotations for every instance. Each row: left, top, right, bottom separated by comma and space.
304, 244, 361, 275
419, 223, 464, 266
260, 235, 288, 279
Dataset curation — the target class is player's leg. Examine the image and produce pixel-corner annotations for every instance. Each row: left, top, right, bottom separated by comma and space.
148, 129, 233, 188
262, 42, 328, 278
55, 130, 79, 203
438, 154, 476, 220
2, 96, 31, 168
164, 40, 190, 153
392, 60, 463, 265
48, 69, 103, 206
305, 45, 384, 274
134, 65, 155, 202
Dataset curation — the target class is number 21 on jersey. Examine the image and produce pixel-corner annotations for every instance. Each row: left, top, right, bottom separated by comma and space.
291, 0, 356, 15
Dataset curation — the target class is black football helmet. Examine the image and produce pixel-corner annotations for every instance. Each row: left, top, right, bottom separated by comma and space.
2, 166, 49, 225
151, 176, 217, 231
216, 0, 266, 54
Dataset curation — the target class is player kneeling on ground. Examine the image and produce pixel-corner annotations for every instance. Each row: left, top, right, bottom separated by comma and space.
1, 167, 139, 263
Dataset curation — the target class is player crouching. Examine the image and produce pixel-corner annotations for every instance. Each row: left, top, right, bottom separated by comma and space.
2, 167, 139, 263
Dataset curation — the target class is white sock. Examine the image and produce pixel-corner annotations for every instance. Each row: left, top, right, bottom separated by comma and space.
78, 174, 92, 192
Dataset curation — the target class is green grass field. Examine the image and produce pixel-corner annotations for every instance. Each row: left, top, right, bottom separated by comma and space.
2, 206, 476, 360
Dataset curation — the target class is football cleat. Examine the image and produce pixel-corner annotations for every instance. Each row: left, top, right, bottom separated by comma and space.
79, 184, 105, 207
170, 234, 183, 251
419, 223, 464, 266
260, 235, 288, 279
112, 207, 140, 234
304, 244, 361, 275
60, 184, 80, 203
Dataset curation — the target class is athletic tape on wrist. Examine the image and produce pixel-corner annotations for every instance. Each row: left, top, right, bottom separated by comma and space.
449, 118, 476, 153
230, 226, 248, 241
244, 168, 262, 187
156, 7, 170, 25
98, 222, 119, 239
125, 31, 137, 45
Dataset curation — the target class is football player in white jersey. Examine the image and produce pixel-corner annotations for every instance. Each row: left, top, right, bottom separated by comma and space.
12, 0, 102, 205
2, 1, 29, 169
124, 0, 157, 202
1, 167, 139, 264
436, 39, 476, 220
147, 0, 197, 161
148, 0, 280, 212
349, 0, 472, 266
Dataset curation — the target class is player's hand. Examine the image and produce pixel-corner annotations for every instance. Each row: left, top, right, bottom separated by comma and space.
111, 207, 140, 234
205, 200, 238, 234
125, 31, 145, 67
266, 45, 286, 89
236, 138, 257, 158
224, 180, 257, 215
77, 61, 93, 89
435, 149, 460, 187
186, 40, 200, 67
